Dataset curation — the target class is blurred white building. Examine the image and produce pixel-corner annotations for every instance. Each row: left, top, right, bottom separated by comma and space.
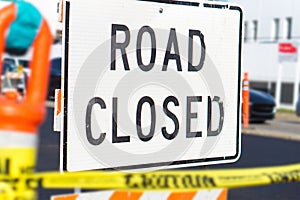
3, 0, 299, 109
230, 0, 300, 109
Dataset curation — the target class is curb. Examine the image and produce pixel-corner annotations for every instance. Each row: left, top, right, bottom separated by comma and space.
242, 127, 300, 142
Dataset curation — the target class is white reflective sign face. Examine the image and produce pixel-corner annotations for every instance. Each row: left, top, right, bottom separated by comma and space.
62, 0, 242, 172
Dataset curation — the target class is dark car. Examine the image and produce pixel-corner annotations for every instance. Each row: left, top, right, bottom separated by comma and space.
248, 89, 276, 122
47, 57, 61, 100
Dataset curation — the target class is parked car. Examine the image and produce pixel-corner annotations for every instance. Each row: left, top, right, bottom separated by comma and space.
248, 89, 276, 123
47, 57, 61, 100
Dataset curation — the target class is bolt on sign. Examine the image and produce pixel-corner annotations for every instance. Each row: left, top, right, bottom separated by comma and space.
61, 0, 243, 172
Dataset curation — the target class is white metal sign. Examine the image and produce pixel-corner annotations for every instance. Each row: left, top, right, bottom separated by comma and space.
278, 42, 298, 63
62, 0, 243, 172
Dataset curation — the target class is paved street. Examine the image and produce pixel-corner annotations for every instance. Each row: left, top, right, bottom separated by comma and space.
36, 108, 300, 199
225, 134, 300, 200
220, 112, 300, 200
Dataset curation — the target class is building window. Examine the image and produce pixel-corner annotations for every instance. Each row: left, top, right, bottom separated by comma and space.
272, 18, 280, 41
252, 20, 258, 41
248, 20, 258, 42
284, 17, 292, 40
244, 21, 248, 42
280, 83, 294, 104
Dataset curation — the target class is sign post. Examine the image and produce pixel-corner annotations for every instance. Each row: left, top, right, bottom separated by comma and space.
61, 0, 243, 172
294, 44, 300, 108
277, 42, 299, 107
276, 63, 283, 108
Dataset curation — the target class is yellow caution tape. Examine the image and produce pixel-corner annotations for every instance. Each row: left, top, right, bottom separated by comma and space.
0, 148, 36, 200
1, 163, 299, 192
0, 181, 14, 200
0, 148, 36, 177
36, 163, 300, 190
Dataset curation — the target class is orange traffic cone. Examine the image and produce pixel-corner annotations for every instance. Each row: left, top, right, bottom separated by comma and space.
0, 2, 52, 199
242, 72, 250, 128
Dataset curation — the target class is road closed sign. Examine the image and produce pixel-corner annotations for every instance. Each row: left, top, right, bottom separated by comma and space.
62, 0, 243, 172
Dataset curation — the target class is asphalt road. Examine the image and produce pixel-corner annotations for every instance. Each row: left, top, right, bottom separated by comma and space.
36, 108, 300, 199
211, 134, 300, 200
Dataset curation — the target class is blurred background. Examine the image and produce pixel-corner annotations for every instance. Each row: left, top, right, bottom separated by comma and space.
1, 0, 300, 199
